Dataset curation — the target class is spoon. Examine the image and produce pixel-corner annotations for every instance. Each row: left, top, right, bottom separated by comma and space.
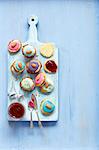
8, 79, 24, 101
31, 94, 42, 128
28, 100, 34, 128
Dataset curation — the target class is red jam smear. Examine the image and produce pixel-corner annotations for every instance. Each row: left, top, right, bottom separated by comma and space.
45, 60, 57, 73
28, 94, 36, 109
8, 102, 25, 119
28, 101, 35, 109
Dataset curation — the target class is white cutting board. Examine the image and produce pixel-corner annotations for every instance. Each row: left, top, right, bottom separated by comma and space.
8, 15, 58, 121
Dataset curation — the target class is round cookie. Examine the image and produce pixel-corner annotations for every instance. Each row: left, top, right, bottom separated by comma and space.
20, 77, 35, 92
40, 99, 55, 116
35, 72, 46, 87
10, 60, 25, 76
26, 59, 42, 74
22, 44, 36, 58
44, 60, 57, 73
40, 43, 55, 58
8, 40, 21, 53
40, 77, 54, 93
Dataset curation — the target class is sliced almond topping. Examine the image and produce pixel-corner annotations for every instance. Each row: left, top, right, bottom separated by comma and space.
11, 41, 17, 48
46, 104, 52, 110
26, 50, 32, 54
31, 64, 36, 68
45, 82, 49, 88
18, 62, 22, 68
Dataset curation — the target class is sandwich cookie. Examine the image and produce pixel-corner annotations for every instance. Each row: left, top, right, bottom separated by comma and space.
40, 77, 54, 93
40, 99, 55, 116
22, 44, 36, 58
44, 60, 57, 73
26, 59, 42, 74
10, 60, 25, 76
8, 40, 22, 53
20, 77, 35, 92
35, 72, 46, 87
40, 43, 55, 58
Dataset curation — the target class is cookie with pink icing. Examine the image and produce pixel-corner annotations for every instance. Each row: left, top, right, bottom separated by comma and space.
8, 40, 22, 53
35, 72, 54, 93
35, 72, 46, 87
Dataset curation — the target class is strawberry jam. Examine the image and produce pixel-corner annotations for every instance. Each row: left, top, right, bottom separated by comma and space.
8, 102, 25, 119
45, 60, 57, 73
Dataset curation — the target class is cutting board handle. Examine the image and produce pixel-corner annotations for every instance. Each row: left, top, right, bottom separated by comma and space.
28, 15, 38, 43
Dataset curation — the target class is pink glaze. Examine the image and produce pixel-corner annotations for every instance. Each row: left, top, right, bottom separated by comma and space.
8, 40, 21, 53
35, 73, 45, 86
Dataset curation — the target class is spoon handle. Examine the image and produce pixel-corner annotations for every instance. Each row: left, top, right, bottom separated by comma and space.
30, 111, 34, 128
36, 111, 42, 128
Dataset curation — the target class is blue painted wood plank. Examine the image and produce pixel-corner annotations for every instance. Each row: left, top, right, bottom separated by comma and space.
0, 0, 98, 150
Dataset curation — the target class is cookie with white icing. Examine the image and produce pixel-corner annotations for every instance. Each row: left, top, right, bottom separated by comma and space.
40, 77, 54, 93
22, 45, 36, 58
20, 77, 35, 92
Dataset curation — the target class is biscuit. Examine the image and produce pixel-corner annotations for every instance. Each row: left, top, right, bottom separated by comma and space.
40, 43, 55, 58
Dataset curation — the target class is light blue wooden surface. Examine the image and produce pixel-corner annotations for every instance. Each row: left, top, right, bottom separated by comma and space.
0, 0, 99, 150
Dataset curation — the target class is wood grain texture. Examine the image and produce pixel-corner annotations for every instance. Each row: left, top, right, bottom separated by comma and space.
0, 0, 98, 150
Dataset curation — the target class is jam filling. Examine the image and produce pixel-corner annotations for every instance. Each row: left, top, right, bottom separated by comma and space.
45, 60, 57, 73
8, 102, 25, 119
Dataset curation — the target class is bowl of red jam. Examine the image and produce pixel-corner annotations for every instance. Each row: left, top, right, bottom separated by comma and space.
8, 102, 25, 120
